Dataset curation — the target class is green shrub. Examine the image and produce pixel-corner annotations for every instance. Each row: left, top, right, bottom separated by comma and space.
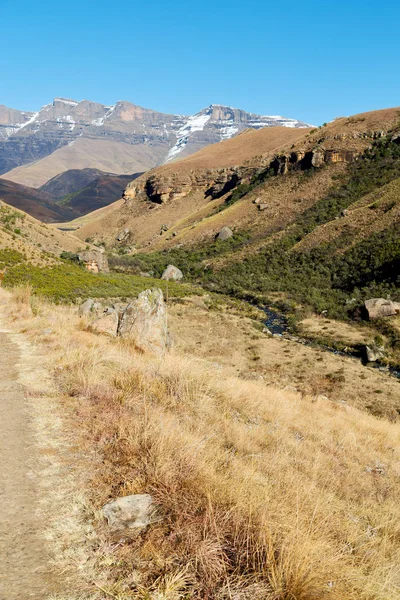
3, 262, 202, 302
0, 249, 25, 268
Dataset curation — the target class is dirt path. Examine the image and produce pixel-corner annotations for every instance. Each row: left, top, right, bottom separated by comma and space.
0, 329, 56, 599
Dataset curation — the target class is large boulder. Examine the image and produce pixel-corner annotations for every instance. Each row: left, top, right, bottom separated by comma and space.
118, 288, 168, 354
161, 264, 183, 281
78, 250, 109, 273
102, 494, 156, 532
365, 298, 397, 320
91, 311, 119, 337
216, 226, 233, 241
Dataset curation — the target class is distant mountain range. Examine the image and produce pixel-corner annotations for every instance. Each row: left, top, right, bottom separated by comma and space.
0, 98, 311, 188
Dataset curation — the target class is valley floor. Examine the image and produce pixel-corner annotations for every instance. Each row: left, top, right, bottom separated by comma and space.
168, 297, 400, 419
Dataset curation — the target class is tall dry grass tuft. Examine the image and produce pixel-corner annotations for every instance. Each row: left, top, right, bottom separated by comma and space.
4, 292, 400, 600
10, 284, 33, 317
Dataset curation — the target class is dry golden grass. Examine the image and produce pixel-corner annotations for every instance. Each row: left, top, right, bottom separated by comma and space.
4, 291, 400, 600
0, 200, 86, 263
10, 284, 33, 317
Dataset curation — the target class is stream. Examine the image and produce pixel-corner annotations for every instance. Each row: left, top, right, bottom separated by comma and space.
263, 306, 400, 380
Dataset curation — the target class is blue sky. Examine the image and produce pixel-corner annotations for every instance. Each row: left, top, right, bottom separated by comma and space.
0, 0, 399, 125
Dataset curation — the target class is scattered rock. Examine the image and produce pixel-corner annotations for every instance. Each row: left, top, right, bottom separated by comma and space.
79, 298, 95, 316
317, 395, 329, 402
365, 462, 386, 476
161, 264, 183, 281
365, 298, 397, 319
242, 372, 265, 381
102, 494, 156, 532
118, 288, 168, 354
258, 204, 268, 211
116, 228, 131, 242
160, 223, 169, 234
91, 311, 119, 337
216, 226, 233, 241
78, 298, 102, 317
365, 343, 385, 362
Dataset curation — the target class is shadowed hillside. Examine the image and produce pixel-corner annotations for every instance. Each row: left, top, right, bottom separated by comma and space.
0, 178, 76, 222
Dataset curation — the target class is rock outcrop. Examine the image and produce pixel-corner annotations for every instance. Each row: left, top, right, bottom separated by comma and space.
123, 146, 362, 209
121, 112, 399, 213
161, 265, 183, 281
118, 288, 168, 354
102, 494, 156, 532
126, 166, 252, 206
78, 289, 169, 354
364, 298, 398, 320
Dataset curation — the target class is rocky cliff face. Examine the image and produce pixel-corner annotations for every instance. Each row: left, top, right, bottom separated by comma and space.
123, 125, 392, 207
0, 98, 311, 183
124, 166, 257, 205
0, 105, 35, 139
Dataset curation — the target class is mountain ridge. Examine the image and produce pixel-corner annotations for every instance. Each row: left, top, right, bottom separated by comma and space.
69, 106, 400, 252
0, 97, 311, 187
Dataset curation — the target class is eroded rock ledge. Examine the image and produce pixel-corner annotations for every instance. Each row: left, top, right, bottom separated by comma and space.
123, 130, 390, 206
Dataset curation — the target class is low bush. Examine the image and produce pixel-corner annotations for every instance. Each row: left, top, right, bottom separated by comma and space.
3, 262, 202, 302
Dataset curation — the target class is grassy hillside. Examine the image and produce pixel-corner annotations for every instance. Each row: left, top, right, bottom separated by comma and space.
55, 171, 141, 216
4, 288, 400, 600
0, 201, 201, 301
67, 107, 400, 249
0, 177, 76, 221
108, 133, 400, 367
111, 135, 400, 296
0, 201, 88, 265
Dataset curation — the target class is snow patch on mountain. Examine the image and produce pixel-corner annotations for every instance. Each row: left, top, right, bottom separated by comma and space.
166, 111, 212, 162
220, 120, 239, 140
54, 98, 79, 106
16, 111, 40, 131
56, 115, 76, 131
92, 104, 116, 127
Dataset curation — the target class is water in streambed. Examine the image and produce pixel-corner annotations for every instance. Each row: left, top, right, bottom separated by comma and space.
263, 306, 400, 380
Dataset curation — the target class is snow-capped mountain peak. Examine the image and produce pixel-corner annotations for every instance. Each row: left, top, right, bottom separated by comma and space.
0, 97, 312, 181
165, 104, 311, 163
